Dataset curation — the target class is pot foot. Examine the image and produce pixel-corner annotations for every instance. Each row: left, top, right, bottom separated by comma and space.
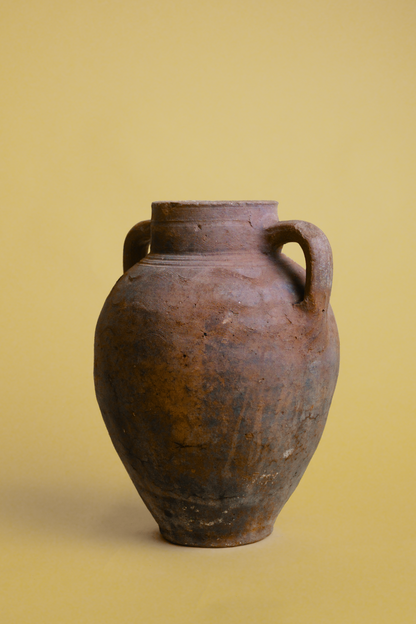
159, 525, 273, 548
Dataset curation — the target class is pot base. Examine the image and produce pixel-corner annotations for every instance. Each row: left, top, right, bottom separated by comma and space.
159, 525, 273, 548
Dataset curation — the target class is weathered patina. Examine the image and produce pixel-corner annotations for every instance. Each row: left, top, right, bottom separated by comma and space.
94, 201, 339, 547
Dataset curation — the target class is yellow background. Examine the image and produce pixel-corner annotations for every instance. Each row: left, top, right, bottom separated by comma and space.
1, 1, 415, 622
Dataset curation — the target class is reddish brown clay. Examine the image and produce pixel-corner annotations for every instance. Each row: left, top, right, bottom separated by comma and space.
94, 201, 339, 547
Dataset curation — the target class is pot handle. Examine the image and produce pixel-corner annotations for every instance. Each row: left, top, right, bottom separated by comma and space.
266, 220, 333, 314
123, 220, 151, 272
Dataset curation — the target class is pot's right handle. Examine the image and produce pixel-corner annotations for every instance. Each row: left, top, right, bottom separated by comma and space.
123, 220, 151, 273
266, 220, 333, 315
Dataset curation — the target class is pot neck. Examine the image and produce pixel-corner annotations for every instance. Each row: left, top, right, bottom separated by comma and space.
149, 201, 279, 255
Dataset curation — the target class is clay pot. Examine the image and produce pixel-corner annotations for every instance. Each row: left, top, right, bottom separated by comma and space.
94, 201, 339, 547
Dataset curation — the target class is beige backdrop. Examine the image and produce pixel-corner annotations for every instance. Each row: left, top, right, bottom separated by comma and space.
1, 1, 415, 622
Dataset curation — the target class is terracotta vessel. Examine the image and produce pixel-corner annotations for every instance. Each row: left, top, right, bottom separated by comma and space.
94, 201, 339, 547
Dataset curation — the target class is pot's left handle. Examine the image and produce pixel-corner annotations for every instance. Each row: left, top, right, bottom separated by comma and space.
123, 220, 151, 273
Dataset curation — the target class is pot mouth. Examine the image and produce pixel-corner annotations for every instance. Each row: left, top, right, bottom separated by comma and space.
151, 201, 278, 223
152, 200, 277, 208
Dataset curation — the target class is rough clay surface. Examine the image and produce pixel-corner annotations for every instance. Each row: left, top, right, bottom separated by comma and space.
94, 202, 340, 547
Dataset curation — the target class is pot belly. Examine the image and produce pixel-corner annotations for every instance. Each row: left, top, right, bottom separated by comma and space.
94, 260, 339, 546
